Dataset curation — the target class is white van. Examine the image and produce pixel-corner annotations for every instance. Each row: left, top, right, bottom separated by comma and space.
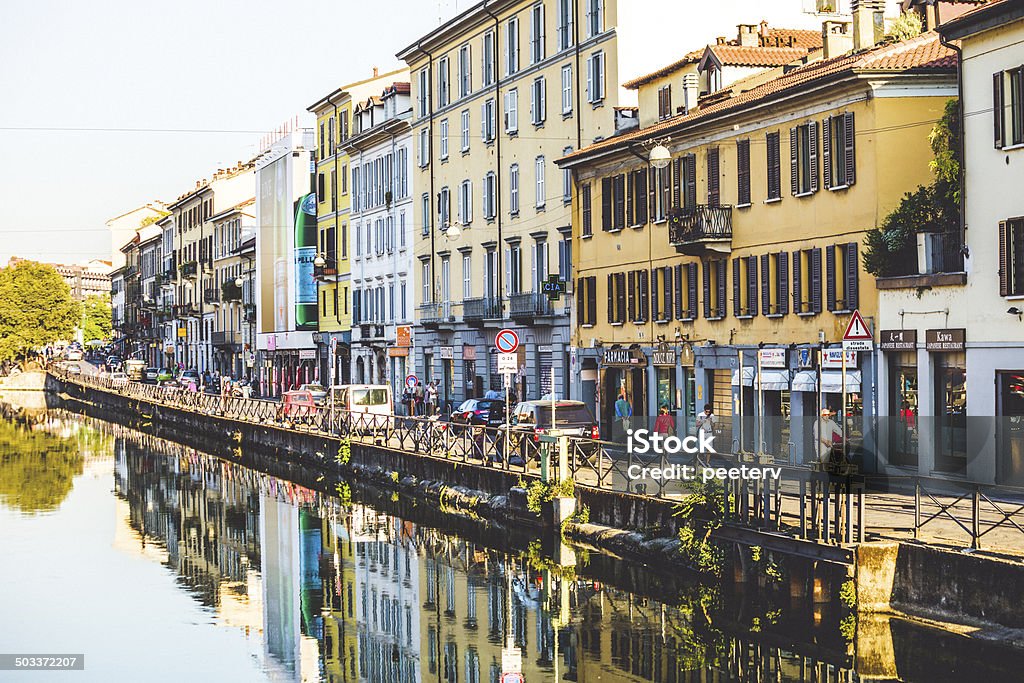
332, 384, 393, 432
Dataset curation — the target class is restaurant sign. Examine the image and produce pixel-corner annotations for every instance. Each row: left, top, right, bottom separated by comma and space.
925, 328, 965, 351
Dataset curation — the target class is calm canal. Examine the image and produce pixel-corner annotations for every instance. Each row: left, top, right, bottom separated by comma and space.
1, 403, 1022, 682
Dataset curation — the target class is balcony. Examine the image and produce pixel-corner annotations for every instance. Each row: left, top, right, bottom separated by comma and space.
204, 288, 220, 305
418, 302, 458, 330
162, 268, 176, 284
314, 259, 339, 281
876, 230, 967, 290
509, 292, 555, 323
211, 331, 240, 348
668, 205, 733, 256
357, 324, 386, 344
180, 261, 198, 279
463, 297, 503, 325
221, 280, 242, 303
174, 303, 200, 318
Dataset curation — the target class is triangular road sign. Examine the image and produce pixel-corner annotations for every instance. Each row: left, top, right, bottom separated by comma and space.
843, 309, 872, 341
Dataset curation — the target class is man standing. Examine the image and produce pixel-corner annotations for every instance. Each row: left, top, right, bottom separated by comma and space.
414, 381, 425, 416
425, 380, 438, 416
813, 407, 843, 464
614, 391, 632, 437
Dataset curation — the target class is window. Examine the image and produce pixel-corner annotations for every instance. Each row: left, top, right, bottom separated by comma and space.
438, 56, 450, 108
826, 242, 859, 312
340, 110, 349, 141
766, 132, 782, 201
531, 76, 546, 125
439, 186, 451, 230
352, 167, 361, 211
535, 156, 546, 208
657, 85, 673, 121
509, 163, 520, 215
560, 65, 573, 115
421, 194, 431, 235
760, 252, 789, 316
994, 67, 1024, 148
576, 276, 597, 325
1000, 217, 1024, 296
791, 247, 822, 315
458, 180, 473, 225
399, 211, 406, 248
459, 44, 473, 98
462, 254, 472, 299
586, 51, 605, 103
562, 147, 573, 204
421, 261, 431, 304
460, 110, 471, 152
504, 89, 519, 133
600, 174, 626, 231
482, 30, 495, 87
532, 241, 549, 293
652, 165, 667, 221
558, 235, 571, 282
732, 255, 758, 317
707, 147, 720, 207
586, 0, 603, 38
702, 259, 727, 319
790, 122, 819, 196
505, 17, 520, 75
319, 121, 324, 160
673, 262, 699, 320
607, 272, 626, 324
506, 244, 523, 294
652, 266, 672, 322
623, 269, 649, 322
483, 172, 496, 220
355, 221, 362, 256
317, 173, 325, 204
736, 139, 751, 206
625, 168, 648, 226
418, 127, 430, 168
581, 182, 592, 237
481, 98, 496, 142
557, 0, 573, 51
823, 112, 856, 189
485, 248, 498, 298
417, 68, 430, 118
439, 118, 449, 160
341, 164, 348, 195
529, 3, 545, 64
341, 223, 348, 258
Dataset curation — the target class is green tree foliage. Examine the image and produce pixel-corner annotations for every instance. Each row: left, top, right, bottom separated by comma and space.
0, 261, 81, 361
81, 294, 112, 342
0, 418, 83, 513
864, 99, 961, 277
887, 11, 923, 43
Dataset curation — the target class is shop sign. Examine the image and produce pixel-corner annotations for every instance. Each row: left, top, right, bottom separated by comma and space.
652, 350, 676, 366
387, 347, 408, 357
821, 348, 857, 369
880, 329, 917, 350
396, 325, 412, 347
926, 328, 965, 351
463, 345, 476, 360
603, 348, 647, 367
757, 348, 786, 368
298, 349, 316, 360
177, 327, 187, 338
439, 345, 455, 360
796, 347, 815, 368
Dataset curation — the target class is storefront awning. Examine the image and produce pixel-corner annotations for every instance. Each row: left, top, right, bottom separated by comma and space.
792, 370, 817, 393
730, 367, 755, 387
821, 370, 862, 393
756, 370, 791, 390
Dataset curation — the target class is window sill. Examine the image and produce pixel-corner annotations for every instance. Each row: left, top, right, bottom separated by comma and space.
680, 317, 695, 323
535, 205, 546, 213
591, 100, 605, 109
736, 203, 752, 209
562, 111, 573, 120
461, 149, 470, 156
765, 313, 785, 319
707, 316, 724, 322
655, 319, 670, 325
605, 228, 622, 234
832, 309, 852, 315
652, 218, 667, 226
796, 311, 817, 317
1006, 294, 1024, 301
506, 130, 518, 137
581, 324, 594, 329
581, 233, 593, 240
533, 122, 545, 130
610, 322, 623, 327
828, 184, 850, 192
629, 224, 644, 230
736, 314, 754, 320
510, 211, 520, 218
763, 197, 782, 204
794, 191, 815, 198
1000, 142, 1024, 151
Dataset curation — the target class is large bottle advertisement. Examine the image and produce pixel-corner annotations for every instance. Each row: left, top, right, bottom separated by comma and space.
257, 154, 291, 334
294, 192, 318, 330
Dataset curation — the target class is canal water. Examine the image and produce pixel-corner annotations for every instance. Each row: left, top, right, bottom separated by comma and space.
2, 403, 1022, 682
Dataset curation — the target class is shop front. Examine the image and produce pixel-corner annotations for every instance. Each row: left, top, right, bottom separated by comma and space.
927, 329, 967, 476
880, 329, 919, 469
599, 347, 647, 442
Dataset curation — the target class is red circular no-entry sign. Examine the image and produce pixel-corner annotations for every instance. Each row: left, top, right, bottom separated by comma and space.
495, 328, 520, 354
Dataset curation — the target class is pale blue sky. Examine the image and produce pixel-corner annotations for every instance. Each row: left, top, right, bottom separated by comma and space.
0, 0, 825, 265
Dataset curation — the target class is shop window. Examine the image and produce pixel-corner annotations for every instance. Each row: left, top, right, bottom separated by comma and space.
934, 352, 967, 474
888, 351, 919, 468
997, 371, 1024, 485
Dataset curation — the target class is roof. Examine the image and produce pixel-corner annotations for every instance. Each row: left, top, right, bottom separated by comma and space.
705, 44, 812, 67
623, 49, 704, 89
561, 32, 955, 166
939, 0, 1024, 40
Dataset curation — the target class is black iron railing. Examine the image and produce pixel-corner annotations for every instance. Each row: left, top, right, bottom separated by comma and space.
668, 205, 733, 246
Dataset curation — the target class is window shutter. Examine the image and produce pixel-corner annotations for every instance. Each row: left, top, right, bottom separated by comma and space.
999, 221, 1009, 296
792, 250, 802, 313
702, 261, 711, 319
673, 264, 683, 319
625, 172, 634, 226
760, 254, 770, 314
607, 273, 614, 322
664, 266, 673, 321
650, 268, 660, 320
822, 116, 832, 190
994, 72, 1005, 149
601, 177, 612, 231
707, 148, 720, 207
685, 154, 697, 208
648, 166, 657, 219
627, 270, 636, 322
717, 261, 727, 318
846, 242, 859, 310
825, 245, 836, 311
732, 258, 742, 317
481, 102, 487, 140
637, 170, 649, 225
587, 277, 597, 324
616, 273, 626, 322
844, 112, 856, 186
639, 269, 649, 321
778, 251, 789, 315
672, 157, 682, 209
790, 127, 799, 196
688, 263, 698, 320
747, 255, 758, 316
576, 278, 584, 321
737, 139, 750, 205
811, 247, 822, 314
808, 121, 819, 193
614, 174, 625, 229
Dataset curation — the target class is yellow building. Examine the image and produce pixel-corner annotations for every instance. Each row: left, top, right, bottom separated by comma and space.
308, 67, 406, 385
559, 28, 956, 465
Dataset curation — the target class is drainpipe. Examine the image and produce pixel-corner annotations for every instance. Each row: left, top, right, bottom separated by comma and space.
484, 1, 503, 315
937, 32, 966, 256
419, 40, 437, 384
333, 98, 341, 327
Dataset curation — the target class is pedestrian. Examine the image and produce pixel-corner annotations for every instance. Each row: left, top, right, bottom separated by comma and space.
653, 405, 675, 435
614, 391, 632, 435
813, 407, 843, 465
694, 403, 717, 442
414, 381, 425, 416
425, 380, 438, 417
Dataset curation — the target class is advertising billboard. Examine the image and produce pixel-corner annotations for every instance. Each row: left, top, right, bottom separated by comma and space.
257, 152, 292, 334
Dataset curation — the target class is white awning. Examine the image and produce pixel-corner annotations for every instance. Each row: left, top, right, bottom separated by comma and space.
731, 367, 755, 386
755, 369, 791, 390
792, 370, 817, 393
821, 370, 862, 393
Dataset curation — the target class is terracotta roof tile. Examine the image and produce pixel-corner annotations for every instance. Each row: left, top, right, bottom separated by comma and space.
623, 49, 704, 89
563, 32, 955, 165
708, 44, 812, 67
763, 28, 823, 50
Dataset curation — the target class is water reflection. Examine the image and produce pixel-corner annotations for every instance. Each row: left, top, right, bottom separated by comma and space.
6, 409, 1024, 682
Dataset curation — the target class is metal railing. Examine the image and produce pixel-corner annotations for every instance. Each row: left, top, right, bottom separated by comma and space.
509, 292, 553, 318
463, 297, 503, 321
668, 204, 733, 247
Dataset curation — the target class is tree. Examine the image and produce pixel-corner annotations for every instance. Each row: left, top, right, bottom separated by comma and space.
82, 294, 112, 342
0, 260, 81, 361
887, 11, 923, 43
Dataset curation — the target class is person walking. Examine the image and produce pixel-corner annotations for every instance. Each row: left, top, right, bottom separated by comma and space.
614, 391, 632, 437
694, 403, 717, 458
653, 405, 675, 436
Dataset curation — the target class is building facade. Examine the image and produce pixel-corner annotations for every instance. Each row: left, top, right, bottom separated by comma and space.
209, 201, 255, 377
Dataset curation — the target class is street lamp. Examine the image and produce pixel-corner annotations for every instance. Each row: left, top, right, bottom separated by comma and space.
649, 144, 671, 169
313, 253, 326, 268
234, 276, 243, 288
442, 222, 461, 240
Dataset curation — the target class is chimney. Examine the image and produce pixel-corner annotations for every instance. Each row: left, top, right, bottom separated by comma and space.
760, 20, 769, 37
372, 66, 379, 77
681, 73, 699, 115
716, 36, 727, 45
852, 0, 884, 51
822, 20, 852, 59
737, 24, 759, 47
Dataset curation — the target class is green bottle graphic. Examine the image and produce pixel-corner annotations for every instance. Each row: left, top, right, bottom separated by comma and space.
294, 192, 318, 330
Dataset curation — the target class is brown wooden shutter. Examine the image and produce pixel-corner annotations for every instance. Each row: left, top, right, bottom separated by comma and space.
737, 139, 750, 206
688, 263, 698, 320
637, 170, 649, 225
748, 255, 758, 317
808, 121, 819, 193
825, 244, 836, 311
625, 172, 635, 226
822, 116, 832, 190
616, 272, 626, 322
702, 261, 711, 319
760, 253, 770, 314
607, 273, 614, 322
672, 157, 682, 209
587, 277, 597, 325
994, 72, 1005, 149
999, 220, 1010, 296
627, 270, 636, 321
707, 147, 720, 207
648, 166, 657, 219
717, 260, 727, 318
778, 251, 789, 315
846, 242, 859, 310
811, 247, 823, 314
576, 278, 584, 321
662, 163, 671, 212
614, 174, 625, 229
844, 112, 856, 186
790, 127, 798, 196
582, 183, 592, 236
791, 250, 802, 313
639, 269, 649, 321
673, 264, 683, 319
601, 177, 612, 231
733, 258, 742, 317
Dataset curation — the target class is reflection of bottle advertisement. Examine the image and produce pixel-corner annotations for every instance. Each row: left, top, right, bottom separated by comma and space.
294, 192, 318, 330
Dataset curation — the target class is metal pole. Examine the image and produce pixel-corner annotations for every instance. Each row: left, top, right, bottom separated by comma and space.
842, 348, 848, 466
737, 349, 744, 454
757, 350, 764, 455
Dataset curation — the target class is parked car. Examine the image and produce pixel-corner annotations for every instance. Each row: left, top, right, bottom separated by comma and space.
63, 363, 82, 375
156, 368, 174, 383
450, 398, 508, 429
298, 383, 328, 405
142, 367, 159, 384
109, 372, 129, 386
179, 369, 200, 385
105, 355, 123, 372
332, 384, 393, 432
64, 348, 83, 361
124, 359, 146, 381
281, 389, 319, 422
504, 400, 601, 461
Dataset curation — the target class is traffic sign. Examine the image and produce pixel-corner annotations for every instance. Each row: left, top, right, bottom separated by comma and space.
498, 353, 517, 374
501, 674, 524, 683
405, 374, 418, 389
842, 309, 873, 351
495, 328, 520, 354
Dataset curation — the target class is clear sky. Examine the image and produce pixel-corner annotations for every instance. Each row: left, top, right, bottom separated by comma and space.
0, 0, 826, 266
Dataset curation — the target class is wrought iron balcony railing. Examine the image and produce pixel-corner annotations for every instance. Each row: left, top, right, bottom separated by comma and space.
668, 205, 733, 254
509, 292, 553, 318
463, 297, 503, 322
